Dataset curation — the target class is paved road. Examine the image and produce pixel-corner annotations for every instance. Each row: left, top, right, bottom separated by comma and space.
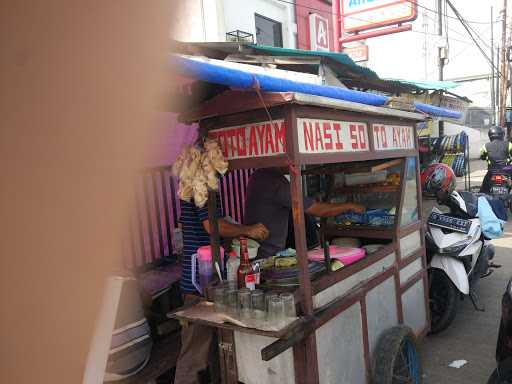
420, 160, 512, 383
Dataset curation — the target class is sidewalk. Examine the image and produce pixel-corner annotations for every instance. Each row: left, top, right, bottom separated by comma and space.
420, 159, 512, 383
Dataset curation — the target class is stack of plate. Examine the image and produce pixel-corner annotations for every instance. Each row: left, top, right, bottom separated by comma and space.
262, 262, 325, 288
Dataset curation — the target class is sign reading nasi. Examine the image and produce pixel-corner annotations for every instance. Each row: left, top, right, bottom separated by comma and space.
298, 118, 369, 154
208, 119, 286, 160
372, 124, 414, 150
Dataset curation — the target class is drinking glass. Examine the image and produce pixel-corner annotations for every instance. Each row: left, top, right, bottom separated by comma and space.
213, 287, 226, 313
280, 292, 296, 319
238, 288, 252, 321
225, 289, 239, 318
265, 293, 279, 312
268, 295, 285, 328
251, 290, 265, 322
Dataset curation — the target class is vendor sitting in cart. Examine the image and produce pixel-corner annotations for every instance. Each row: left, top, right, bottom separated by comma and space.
174, 195, 269, 384
244, 167, 365, 258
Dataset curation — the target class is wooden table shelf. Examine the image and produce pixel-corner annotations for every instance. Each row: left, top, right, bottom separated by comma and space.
168, 301, 303, 339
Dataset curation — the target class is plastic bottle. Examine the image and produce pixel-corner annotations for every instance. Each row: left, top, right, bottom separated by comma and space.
226, 251, 240, 285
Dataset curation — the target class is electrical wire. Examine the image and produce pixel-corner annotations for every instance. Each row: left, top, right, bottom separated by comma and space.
409, 28, 472, 45
446, 0, 503, 78
404, 0, 501, 25
275, 0, 499, 26
274, 0, 502, 80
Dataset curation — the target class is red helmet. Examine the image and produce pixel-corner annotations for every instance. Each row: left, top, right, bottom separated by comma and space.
421, 163, 456, 197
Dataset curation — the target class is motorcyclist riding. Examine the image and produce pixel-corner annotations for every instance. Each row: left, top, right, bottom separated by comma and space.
480, 126, 512, 193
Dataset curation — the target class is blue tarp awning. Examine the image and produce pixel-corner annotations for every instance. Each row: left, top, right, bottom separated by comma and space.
172, 55, 462, 119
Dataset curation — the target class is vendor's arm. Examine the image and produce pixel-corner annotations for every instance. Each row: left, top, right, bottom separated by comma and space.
202, 219, 269, 241
196, 194, 269, 241
306, 201, 365, 218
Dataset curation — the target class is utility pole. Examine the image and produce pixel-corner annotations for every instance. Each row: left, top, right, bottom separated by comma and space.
491, 7, 496, 124
497, 44, 501, 120
499, 0, 508, 128
438, 0, 445, 136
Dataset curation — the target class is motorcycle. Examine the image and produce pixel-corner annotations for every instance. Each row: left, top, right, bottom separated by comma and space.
426, 190, 497, 334
487, 165, 512, 214
488, 278, 512, 384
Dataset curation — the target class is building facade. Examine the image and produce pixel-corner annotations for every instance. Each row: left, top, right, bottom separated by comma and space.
173, 0, 297, 48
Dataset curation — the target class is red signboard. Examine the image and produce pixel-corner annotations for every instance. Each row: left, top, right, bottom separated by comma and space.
298, 118, 369, 154
372, 124, 414, 151
342, 44, 369, 62
208, 120, 286, 160
341, 0, 418, 34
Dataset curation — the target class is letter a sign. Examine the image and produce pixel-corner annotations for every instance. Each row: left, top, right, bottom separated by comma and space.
309, 13, 329, 51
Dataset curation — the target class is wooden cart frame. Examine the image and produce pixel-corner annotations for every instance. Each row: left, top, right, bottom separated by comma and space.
175, 91, 430, 384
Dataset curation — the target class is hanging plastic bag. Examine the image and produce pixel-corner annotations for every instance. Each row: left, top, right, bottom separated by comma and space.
478, 196, 505, 239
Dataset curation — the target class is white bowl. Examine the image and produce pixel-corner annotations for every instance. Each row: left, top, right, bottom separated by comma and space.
232, 238, 260, 260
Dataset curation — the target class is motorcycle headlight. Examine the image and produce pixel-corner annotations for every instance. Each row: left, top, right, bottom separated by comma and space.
439, 239, 473, 255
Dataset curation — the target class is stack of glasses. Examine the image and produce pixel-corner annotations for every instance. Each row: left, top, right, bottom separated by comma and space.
213, 283, 297, 330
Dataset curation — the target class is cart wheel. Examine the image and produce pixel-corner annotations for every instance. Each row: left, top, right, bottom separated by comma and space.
372, 325, 422, 384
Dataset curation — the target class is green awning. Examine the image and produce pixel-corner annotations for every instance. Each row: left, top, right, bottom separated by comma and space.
384, 79, 460, 90
248, 44, 379, 80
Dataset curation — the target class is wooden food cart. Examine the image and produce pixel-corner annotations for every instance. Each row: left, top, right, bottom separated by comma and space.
171, 90, 429, 384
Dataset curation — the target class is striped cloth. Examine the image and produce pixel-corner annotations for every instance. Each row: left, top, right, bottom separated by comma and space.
179, 198, 220, 294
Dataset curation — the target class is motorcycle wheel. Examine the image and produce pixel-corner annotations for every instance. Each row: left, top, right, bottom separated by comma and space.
428, 268, 459, 334
372, 326, 422, 384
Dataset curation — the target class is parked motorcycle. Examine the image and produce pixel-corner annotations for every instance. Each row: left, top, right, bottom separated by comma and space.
488, 278, 512, 384
487, 165, 512, 213
426, 190, 496, 334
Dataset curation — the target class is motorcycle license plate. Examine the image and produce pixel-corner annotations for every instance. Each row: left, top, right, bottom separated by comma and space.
427, 212, 471, 234
491, 186, 509, 195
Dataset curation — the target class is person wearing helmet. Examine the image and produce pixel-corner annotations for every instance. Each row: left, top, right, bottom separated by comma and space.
480, 126, 512, 193
421, 163, 457, 202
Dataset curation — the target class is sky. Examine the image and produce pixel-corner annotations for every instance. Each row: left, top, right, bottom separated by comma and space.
365, 0, 509, 80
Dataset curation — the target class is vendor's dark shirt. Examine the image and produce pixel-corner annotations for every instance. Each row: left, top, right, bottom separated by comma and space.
244, 168, 314, 258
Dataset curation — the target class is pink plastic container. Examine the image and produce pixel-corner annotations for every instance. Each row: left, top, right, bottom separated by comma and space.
198, 245, 225, 262
192, 246, 225, 294
307, 246, 365, 266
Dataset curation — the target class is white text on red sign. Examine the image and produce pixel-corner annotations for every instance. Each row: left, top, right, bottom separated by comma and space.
297, 118, 369, 154
372, 124, 414, 150
208, 120, 286, 160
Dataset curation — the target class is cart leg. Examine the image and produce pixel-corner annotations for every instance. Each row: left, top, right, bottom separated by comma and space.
218, 329, 238, 384
293, 335, 319, 384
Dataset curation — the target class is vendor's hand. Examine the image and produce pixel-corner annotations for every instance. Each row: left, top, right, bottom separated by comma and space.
246, 223, 269, 241
345, 203, 365, 214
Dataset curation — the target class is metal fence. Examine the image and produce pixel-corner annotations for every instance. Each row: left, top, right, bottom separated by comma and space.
125, 168, 253, 269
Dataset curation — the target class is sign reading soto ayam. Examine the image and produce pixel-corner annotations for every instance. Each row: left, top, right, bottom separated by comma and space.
208, 119, 414, 160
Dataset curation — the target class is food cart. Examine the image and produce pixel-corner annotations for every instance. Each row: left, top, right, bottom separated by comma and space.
170, 84, 430, 384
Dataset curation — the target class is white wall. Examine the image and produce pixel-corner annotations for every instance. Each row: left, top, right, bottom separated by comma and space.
221, 0, 296, 48
173, 0, 225, 42
173, 0, 297, 47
